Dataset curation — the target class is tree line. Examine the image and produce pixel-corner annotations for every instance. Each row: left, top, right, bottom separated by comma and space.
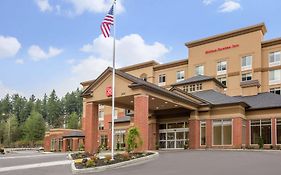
0, 89, 83, 147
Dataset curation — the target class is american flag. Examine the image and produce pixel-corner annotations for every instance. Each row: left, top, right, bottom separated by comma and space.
101, 4, 114, 38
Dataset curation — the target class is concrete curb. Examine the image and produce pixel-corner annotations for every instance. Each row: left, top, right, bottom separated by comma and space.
71, 151, 159, 174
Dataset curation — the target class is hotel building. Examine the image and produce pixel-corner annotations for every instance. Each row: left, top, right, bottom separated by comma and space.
44, 23, 281, 153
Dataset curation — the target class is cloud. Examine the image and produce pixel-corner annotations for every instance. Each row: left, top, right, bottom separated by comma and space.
65, 0, 125, 15
0, 36, 21, 59
0, 81, 21, 98
28, 45, 63, 61
35, 0, 53, 12
219, 0, 241, 12
15, 59, 24, 64
203, 0, 215, 5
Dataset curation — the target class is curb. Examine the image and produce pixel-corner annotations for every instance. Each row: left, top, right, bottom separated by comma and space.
71, 151, 159, 174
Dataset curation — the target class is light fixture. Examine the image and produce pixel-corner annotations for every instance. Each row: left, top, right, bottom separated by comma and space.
156, 107, 159, 109
165, 101, 168, 104
174, 104, 178, 107
151, 97, 155, 100
130, 101, 133, 103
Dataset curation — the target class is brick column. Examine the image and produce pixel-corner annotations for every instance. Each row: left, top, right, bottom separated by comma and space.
148, 117, 157, 150
206, 119, 212, 148
134, 95, 149, 151
233, 118, 243, 148
189, 119, 200, 149
84, 102, 99, 154
44, 135, 51, 152
272, 118, 276, 146
62, 138, 68, 152
245, 120, 250, 146
72, 138, 79, 151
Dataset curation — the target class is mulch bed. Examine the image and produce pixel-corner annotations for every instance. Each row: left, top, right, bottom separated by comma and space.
73, 152, 154, 169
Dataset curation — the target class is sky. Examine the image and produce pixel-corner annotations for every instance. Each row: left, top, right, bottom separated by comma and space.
0, 0, 281, 98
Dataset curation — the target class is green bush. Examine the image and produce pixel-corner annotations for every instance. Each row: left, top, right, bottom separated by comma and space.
258, 137, 264, 149
126, 127, 143, 153
86, 159, 95, 168
79, 144, 84, 151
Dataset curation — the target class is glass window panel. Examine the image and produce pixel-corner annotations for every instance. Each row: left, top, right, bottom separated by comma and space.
176, 122, 185, 128
201, 125, 206, 146
176, 141, 184, 148
159, 141, 166, 149
159, 124, 166, 130
167, 141, 175, 148
251, 125, 260, 144
176, 132, 184, 140
167, 132, 175, 140
277, 119, 281, 144
223, 125, 232, 145
213, 125, 222, 145
159, 133, 166, 140
261, 122, 271, 144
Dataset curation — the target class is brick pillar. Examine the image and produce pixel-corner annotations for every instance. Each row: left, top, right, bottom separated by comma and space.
246, 120, 250, 146
85, 102, 99, 154
206, 119, 212, 148
44, 135, 51, 152
233, 118, 243, 148
62, 138, 68, 152
72, 138, 79, 151
134, 95, 149, 151
148, 118, 157, 150
272, 118, 276, 146
189, 119, 200, 149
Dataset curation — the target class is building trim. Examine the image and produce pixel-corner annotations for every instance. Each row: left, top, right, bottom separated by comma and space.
262, 37, 281, 48
118, 60, 159, 72
185, 23, 267, 48
153, 59, 188, 71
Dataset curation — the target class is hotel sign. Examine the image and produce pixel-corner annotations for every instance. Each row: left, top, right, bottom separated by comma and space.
205, 44, 239, 54
106, 86, 112, 97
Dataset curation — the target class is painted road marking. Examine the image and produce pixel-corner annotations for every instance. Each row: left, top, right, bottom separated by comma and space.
0, 153, 67, 160
0, 160, 72, 172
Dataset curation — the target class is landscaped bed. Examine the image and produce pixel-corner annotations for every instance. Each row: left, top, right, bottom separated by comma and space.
72, 152, 154, 169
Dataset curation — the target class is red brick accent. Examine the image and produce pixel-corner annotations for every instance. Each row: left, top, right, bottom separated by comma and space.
62, 139, 67, 152
233, 118, 243, 148
84, 102, 99, 154
206, 119, 212, 148
245, 120, 250, 146
189, 119, 200, 149
148, 122, 157, 150
44, 135, 51, 152
134, 95, 149, 151
82, 117, 86, 132
272, 118, 276, 146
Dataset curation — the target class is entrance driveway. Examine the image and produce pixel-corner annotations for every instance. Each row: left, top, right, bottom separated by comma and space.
93, 150, 281, 175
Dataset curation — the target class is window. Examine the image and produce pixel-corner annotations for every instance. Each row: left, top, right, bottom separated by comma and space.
158, 74, 166, 86
200, 121, 206, 146
100, 135, 108, 148
251, 119, 271, 144
176, 70, 185, 82
213, 120, 232, 145
241, 73, 252, 82
140, 73, 147, 81
125, 109, 134, 115
217, 76, 227, 86
277, 119, 281, 144
195, 65, 204, 75
114, 109, 118, 119
183, 86, 188, 92
269, 70, 281, 85
242, 120, 246, 145
187, 83, 202, 93
241, 55, 252, 71
270, 87, 281, 95
99, 121, 104, 130
269, 51, 281, 67
98, 111, 104, 121
217, 61, 227, 75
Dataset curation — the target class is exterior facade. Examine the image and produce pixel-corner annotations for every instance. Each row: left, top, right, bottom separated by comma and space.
69, 23, 281, 153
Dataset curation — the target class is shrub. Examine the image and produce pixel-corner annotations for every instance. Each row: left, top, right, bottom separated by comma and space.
126, 127, 143, 153
258, 137, 264, 149
276, 145, 281, 150
79, 144, 84, 151
90, 155, 98, 162
121, 152, 130, 160
104, 155, 112, 164
86, 159, 95, 168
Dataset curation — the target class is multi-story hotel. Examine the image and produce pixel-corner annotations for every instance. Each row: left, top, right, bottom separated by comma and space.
44, 23, 281, 153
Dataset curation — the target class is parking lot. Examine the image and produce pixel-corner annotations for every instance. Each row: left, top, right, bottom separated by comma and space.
1, 150, 281, 175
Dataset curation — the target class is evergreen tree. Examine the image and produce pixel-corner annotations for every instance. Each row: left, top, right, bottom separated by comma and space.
3, 115, 19, 146
47, 90, 63, 128
41, 94, 48, 121
67, 112, 79, 129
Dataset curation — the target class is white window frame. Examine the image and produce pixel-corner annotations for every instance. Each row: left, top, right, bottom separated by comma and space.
158, 74, 166, 86
195, 65, 204, 76
241, 73, 252, 82
249, 119, 272, 145
200, 121, 206, 146
269, 70, 281, 85
212, 119, 233, 146
241, 55, 252, 71
217, 61, 227, 75
176, 70, 185, 82
217, 76, 227, 86
269, 51, 281, 67
98, 111, 104, 121
270, 87, 281, 95
277, 118, 281, 145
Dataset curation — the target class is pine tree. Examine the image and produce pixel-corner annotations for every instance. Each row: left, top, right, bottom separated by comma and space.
67, 112, 79, 129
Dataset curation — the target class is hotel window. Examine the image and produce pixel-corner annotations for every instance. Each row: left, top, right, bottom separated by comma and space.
270, 87, 281, 95
277, 119, 281, 144
217, 61, 227, 75
251, 119, 271, 145
241, 55, 252, 71
269, 51, 281, 67
98, 111, 104, 121
213, 119, 232, 145
241, 73, 252, 82
217, 76, 227, 86
269, 70, 281, 85
114, 109, 118, 119
99, 121, 104, 130
195, 65, 204, 75
158, 74, 166, 86
188, 83, 202, 93
140, 73, 147, 81
176, 70, 185, 82
125, 109, 134, 115
200, 121, 206, 146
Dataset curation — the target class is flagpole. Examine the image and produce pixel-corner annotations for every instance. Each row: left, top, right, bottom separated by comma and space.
111, 0, 116, 160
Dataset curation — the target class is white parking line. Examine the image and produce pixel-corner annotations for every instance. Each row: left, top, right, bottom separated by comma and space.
0, 153, 67, 160
0, 160, 72, 172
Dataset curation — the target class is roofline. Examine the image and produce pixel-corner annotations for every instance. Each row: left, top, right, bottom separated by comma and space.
246, 105, 281, 111
118, 60, 159, 72
80, 79, 95, 86
185, 23, 267, 48
153, 59, 188, 71
171, 76, 227, 88
262, 37, 281, 48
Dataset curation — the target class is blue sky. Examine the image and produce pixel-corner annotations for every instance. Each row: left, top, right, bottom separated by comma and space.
0, 0, 281, 98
